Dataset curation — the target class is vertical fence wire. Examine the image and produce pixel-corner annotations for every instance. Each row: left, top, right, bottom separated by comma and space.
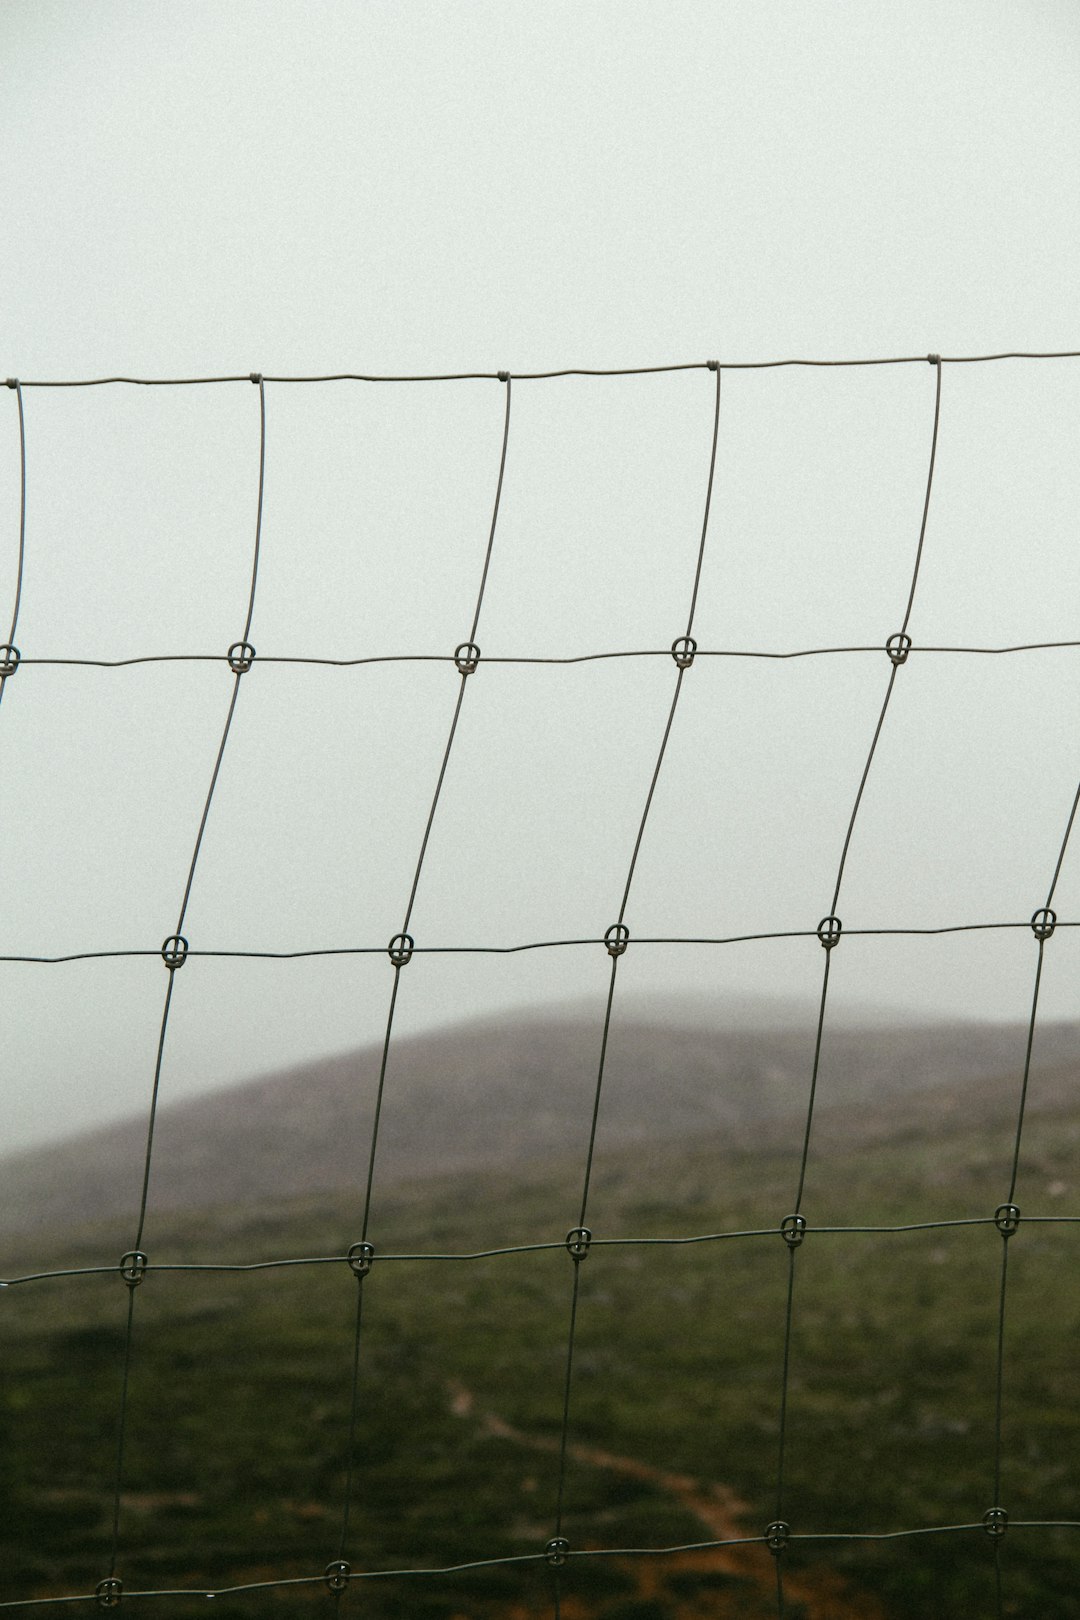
771, 355, 943, 1616
990, 771, 1080, 1614
103, 375, 268, 1598
332, 374, 513, 1599
550, 362, 722, 1614
0, 380, 26, 716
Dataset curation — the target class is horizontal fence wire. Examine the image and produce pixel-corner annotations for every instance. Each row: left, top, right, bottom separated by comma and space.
10, 641, 1080, 667
4, 1214, 1080, 1290
7, 348, 1080, 387
0, 917, 1078, 966
1, 352, 1079, 1614
8, 1518, 1080, 1613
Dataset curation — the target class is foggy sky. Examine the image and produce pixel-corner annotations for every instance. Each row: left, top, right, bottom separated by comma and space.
1, 1, 1079, 1150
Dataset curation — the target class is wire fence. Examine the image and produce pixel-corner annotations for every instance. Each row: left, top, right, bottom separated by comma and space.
1, 352, 1079, 1616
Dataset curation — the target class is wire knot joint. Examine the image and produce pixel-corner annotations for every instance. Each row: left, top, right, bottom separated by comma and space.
227, 641, 256, 674
1031, 907, 1056, 942
780, 1214, 806, 1249
565, 1227, 592, 1261
454, 642, 481, 676
604, 923, 630, 958
927, 354, 941, 366
497, 370, 510, 383
994, 1203, 1020, 1237
161, 935, 189, 971
347, 1241, 375, 1278
671, 636, 697, 670
983, 1506, 1008, 1538
249, 373, 263, 384
885, 632, 912, 667
387, 933, 414, 968
120, 1251, 148, 1288
95, 1578, 123, 1608
544, 1536, 570, 1567
765, 1520, 790, 1555
0, 645, 20, 678
816, 915, 842, 951
324, 1560, 351, 1592
706, 359, 719, 372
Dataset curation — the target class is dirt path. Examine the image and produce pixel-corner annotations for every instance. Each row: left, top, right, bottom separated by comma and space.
448, 1382, 887, 1620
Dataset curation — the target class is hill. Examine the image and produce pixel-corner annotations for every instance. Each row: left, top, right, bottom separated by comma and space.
2, 996, 1078, 1243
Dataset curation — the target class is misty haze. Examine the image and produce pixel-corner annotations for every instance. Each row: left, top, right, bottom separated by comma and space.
4, 3, 1080, 1617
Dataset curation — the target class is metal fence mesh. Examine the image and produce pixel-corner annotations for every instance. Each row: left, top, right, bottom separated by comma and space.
2, 353, 1079, 1616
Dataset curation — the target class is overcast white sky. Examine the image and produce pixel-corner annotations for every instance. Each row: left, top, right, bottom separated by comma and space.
2, 1, 1080, 1151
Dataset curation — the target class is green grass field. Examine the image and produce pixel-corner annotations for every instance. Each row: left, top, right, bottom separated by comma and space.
3, 1083, 1079, 1618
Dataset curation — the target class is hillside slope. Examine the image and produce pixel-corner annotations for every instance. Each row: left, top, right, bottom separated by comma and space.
2, 999, 1077, 1236
3, 1050, 1080, 1618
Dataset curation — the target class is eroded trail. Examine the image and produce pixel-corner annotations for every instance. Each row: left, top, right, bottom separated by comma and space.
448, 1382, 887, 1620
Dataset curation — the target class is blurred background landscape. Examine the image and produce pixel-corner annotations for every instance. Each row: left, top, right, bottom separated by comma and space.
4, 993, 1079, 1616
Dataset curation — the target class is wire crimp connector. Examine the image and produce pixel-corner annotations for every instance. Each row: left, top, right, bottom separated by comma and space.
544, 1536, 570, 1567
454, 641, 481, 675
387, 933, 414, 968
983, 1506, 1008, 1538
161, 935, 189, 971
816, 915, 842, 951
1030, 907, 1056, 942
781, 1214, 806, 1249
95, 1578, 123, 1608
604, 923, 630, 958
765, 1520, 790, 1555
565, 1227, 592, 1261
994, 1204, 1020, 1237
227, 641, 256, 674
885, 632, 912, 667
120, 1251, 148, 1288
324, 1560, 351, 1591
0, 645, 20, 677
347, 1241, 375, 1278
671, 636, 697, 669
